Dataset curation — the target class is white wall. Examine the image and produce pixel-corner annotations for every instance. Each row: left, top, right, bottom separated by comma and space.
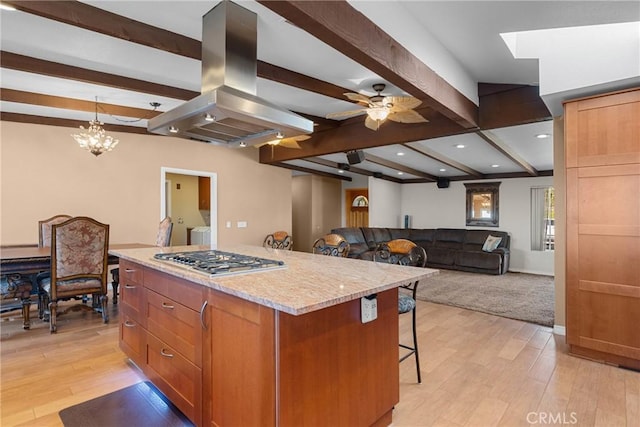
401, 176, 555, 275
369, 177, 402, 228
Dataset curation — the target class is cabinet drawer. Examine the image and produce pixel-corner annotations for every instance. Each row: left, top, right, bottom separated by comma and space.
145, 289, 201, 366
119, 311, 146, 369
146, 333, 201, 426
120, 276, 145, 324
119, 260, 144, 285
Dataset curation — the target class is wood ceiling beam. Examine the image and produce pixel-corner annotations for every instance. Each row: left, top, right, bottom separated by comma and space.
0, 112, 149, 134
304, 157, 402, 183
5, 1, 356, 103
1, 89, 161, 119
260, 111, 465, 163
273, 162, 352, 181
479, 84, 551, 129
363, 153, 437, 181
476, 130, 538, 176
1, 52, 198, 101
258, 0, 478, 129
3, 0, 202, 59
402, 143, 483, 178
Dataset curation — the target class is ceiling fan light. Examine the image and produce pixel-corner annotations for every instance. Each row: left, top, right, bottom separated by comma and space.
367, 107, 389, 122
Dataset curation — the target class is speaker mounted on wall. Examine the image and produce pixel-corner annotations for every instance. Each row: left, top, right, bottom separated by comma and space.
437, 177, 450, 189
346, 150, 365, 165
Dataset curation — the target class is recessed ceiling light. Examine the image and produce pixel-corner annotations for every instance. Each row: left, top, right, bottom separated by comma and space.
491, 164, 500, 168
536, 133, 551, 139
439, 168, 446, 172
396, 152, 405, 156
338, 170, 344, 174
455, 144, 465, 149
397, 172, 404, 176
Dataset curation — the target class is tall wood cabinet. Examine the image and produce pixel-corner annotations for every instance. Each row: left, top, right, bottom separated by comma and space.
564, 88, 640, 370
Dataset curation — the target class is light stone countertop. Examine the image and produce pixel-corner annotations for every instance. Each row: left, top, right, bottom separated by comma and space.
110, 244, 439, 315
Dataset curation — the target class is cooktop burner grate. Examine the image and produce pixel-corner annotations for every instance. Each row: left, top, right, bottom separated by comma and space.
153, 250, 285, 276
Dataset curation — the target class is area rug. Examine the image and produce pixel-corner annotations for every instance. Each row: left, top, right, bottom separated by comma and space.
59, 381, 193, 427
416, 270, 555, 326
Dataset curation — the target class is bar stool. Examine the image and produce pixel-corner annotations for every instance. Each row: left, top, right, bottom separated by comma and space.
312, 233, 350, 257
374, 238, 426, 383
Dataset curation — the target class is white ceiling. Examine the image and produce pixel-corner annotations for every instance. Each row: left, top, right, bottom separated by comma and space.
1, 1, 638, 182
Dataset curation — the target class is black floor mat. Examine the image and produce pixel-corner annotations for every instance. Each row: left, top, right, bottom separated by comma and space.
59, 381, 193, 427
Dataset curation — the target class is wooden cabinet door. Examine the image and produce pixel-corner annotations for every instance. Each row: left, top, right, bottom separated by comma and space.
565, 88, 640, 369
202, 289, 276, 427
198, 176, 210, 210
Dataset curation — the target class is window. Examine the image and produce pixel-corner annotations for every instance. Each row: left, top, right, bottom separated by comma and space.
465, 182, 500, 227
531, 187, 555, 251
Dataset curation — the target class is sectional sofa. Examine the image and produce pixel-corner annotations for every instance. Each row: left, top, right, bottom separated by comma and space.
330, 227, 511, 275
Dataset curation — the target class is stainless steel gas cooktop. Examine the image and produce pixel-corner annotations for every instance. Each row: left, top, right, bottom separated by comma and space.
153, 250, 285, 277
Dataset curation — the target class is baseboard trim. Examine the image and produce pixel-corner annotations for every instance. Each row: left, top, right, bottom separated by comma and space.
553, 325, 566, 336
508, 268, 554, 276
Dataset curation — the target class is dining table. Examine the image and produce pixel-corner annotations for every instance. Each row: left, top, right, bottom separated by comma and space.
0, 243, 152, 329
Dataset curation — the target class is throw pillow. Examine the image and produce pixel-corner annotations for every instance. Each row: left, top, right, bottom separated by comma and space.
482, 235, 502, 252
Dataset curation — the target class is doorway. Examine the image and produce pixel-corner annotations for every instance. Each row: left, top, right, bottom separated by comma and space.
160, 167, 218, 248
345, 188, 369, 227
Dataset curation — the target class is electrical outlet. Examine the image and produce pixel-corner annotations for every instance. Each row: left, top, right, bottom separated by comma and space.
225, 221, 231, 228
361, 294, 377, 323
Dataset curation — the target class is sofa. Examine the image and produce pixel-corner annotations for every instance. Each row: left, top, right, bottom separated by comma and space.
330, 227, 510, 275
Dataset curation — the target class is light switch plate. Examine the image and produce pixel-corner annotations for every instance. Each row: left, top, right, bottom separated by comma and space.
361, 295, 377, 323
237, 221, 247, 228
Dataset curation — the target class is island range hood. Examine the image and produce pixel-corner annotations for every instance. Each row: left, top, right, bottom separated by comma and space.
148, 1, 313, 147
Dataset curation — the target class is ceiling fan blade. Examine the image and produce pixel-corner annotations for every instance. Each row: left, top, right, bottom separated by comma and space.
364, 115, 382, 131
344, 92, 371, 104
384, 96, 422, 111
291, 135, 311, 142
278, 138, 302, 149
326, 109, 367, 119
388, 110, 429, 124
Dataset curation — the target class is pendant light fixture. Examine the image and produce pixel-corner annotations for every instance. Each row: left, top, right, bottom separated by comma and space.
72, 97, 119, 156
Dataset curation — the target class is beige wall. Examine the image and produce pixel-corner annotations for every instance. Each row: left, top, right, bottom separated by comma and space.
0, 121, 292, 247
292, 175, 341, 252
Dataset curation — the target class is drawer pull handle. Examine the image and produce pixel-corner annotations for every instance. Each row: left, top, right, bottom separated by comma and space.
160, 349, 174, 358
200, 300, 208, 330
161, 302, 175, 309
124, 320, 136, 328
125, 268, 136, 272
124, 284, 136, 289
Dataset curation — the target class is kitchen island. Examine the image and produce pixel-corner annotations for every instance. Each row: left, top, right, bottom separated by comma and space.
110, 245, 438, 427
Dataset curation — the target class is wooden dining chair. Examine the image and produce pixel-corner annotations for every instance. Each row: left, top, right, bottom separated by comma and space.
39, 216, 110, 333
374, 238, 426, 383
111, 216, 173, 304
263, 231, 293, 250
38, 214, 73, 248
312, 234, 350, 257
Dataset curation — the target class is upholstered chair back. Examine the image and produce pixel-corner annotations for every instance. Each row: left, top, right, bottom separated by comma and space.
155, 216, 173, 247
51, 217, 109, 286
312, 234, 350, 257
38, 214, 73, 248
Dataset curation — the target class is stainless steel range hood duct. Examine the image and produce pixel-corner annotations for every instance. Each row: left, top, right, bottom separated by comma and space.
148, 1, 313, 146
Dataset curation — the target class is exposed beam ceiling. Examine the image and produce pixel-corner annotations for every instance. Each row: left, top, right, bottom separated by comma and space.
0, 0, 557, 184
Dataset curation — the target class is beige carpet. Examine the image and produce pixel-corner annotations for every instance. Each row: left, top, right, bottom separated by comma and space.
415, 269, 555, 326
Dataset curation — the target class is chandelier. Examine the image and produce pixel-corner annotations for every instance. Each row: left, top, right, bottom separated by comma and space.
72, 98, 119, 156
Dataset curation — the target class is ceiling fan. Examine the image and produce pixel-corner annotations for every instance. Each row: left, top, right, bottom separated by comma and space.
327, 84, 429, 131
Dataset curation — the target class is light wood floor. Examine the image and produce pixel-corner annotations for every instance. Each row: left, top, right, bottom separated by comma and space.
1, 297, 638, 427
